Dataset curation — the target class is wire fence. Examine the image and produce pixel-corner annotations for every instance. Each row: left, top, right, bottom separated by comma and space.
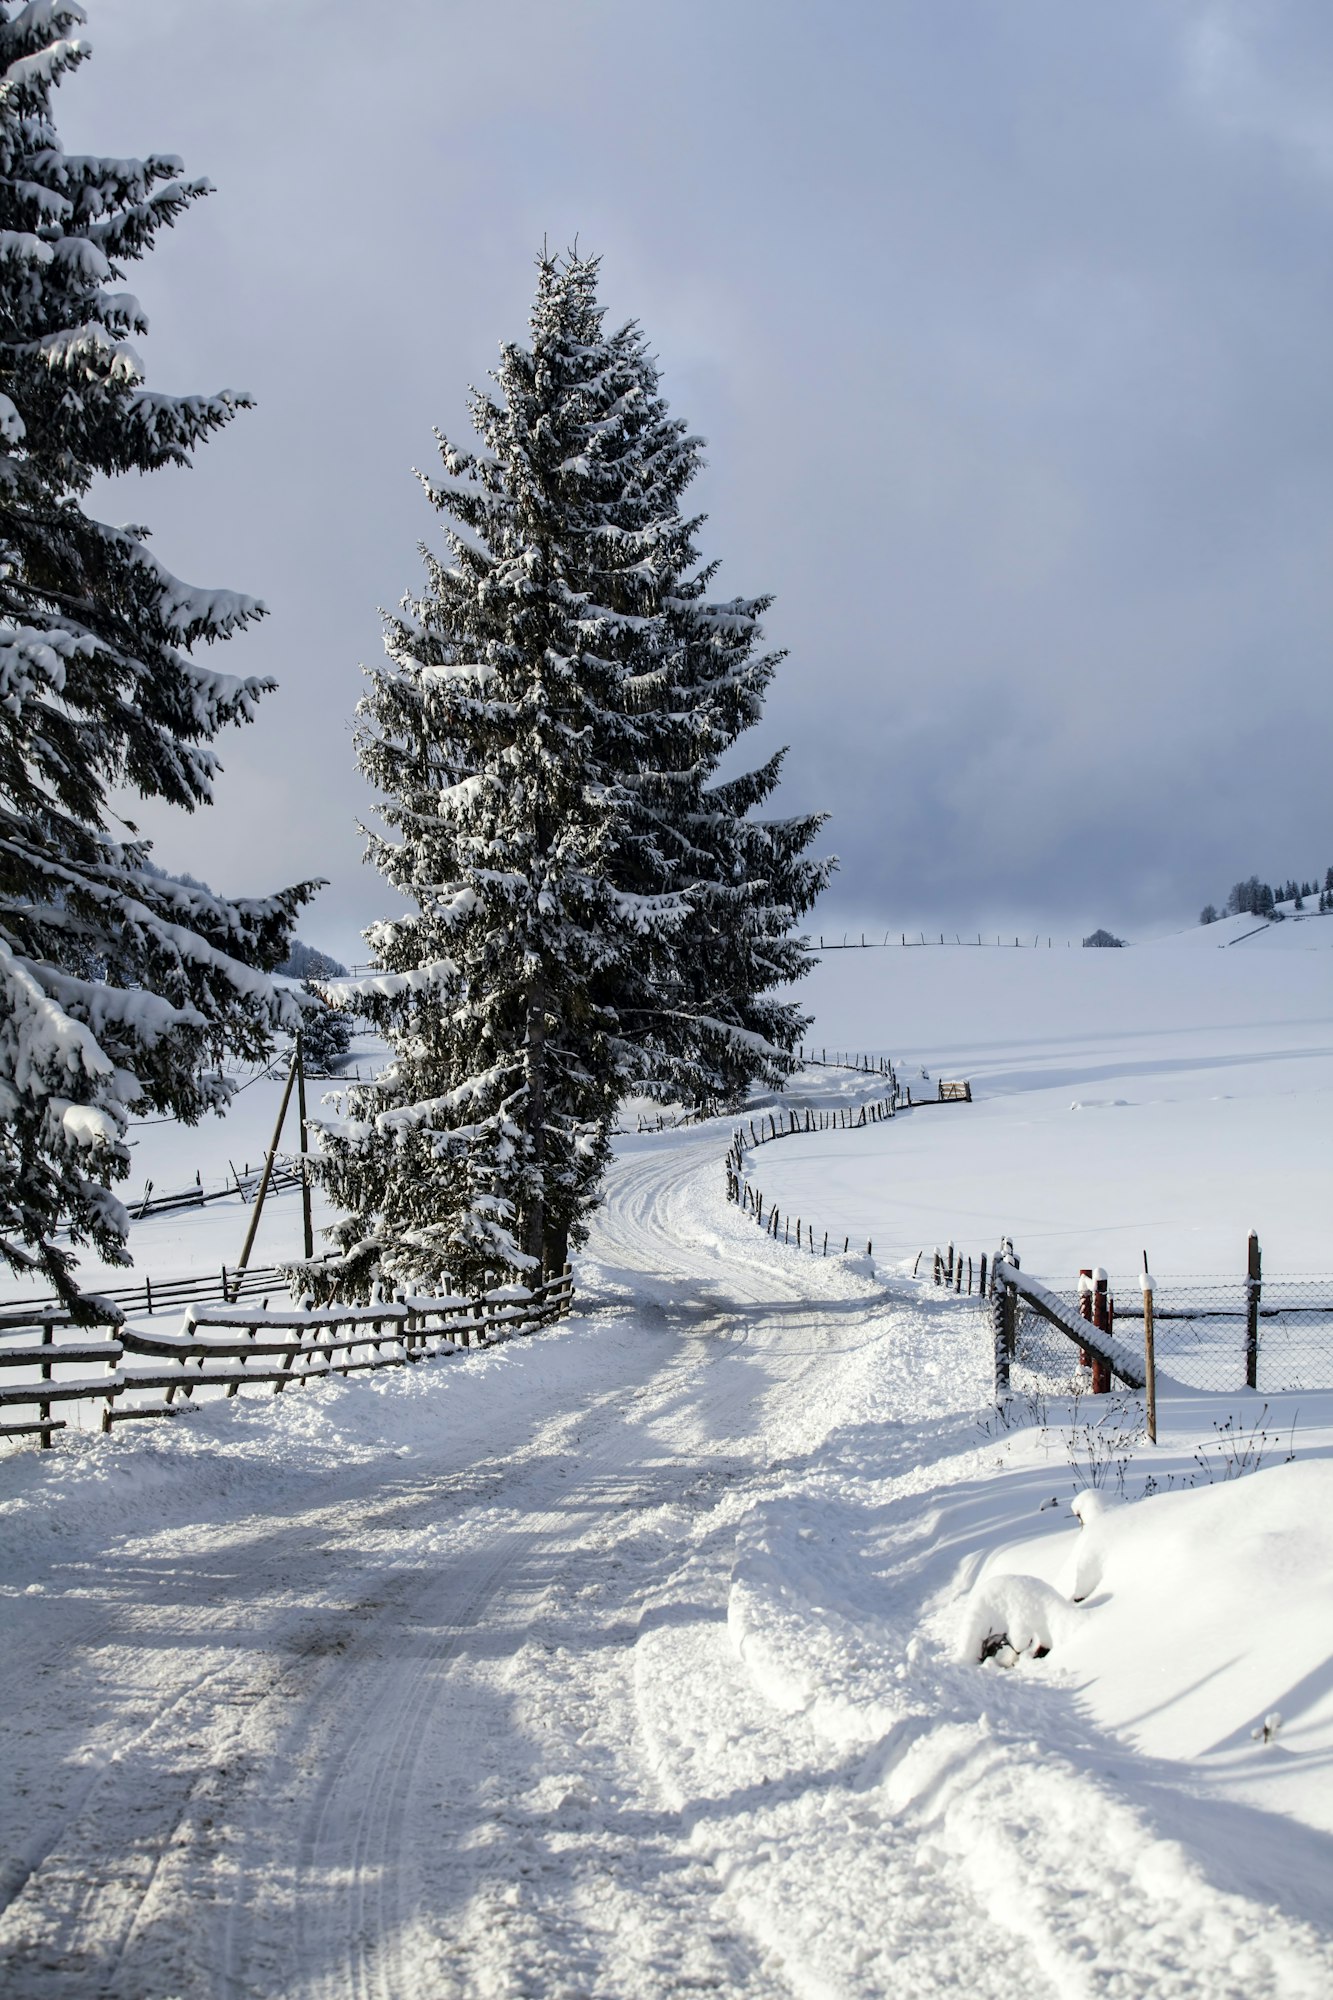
1002, 1271, 1333, 1398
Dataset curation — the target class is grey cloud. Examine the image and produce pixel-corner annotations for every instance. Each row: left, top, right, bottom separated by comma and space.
71, 0, 1333, 955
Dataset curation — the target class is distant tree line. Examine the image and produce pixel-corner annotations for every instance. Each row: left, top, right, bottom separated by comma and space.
1200, 867, 1333, 924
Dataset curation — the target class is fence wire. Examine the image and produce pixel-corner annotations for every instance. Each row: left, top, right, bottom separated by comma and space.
1005, 1274, 1333, 1396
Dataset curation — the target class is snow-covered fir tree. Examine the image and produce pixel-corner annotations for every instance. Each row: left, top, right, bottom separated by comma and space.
296, 984, 352, 1074
0, 4, 314, 1310
313, 251, 827, 1296
587, 306, 830, 1109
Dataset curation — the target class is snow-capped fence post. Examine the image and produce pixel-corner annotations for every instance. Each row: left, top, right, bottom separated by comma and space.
38, 1314, 53, 1448
1090, 1270, 1112, 1394
1245, 1231, 1262, 1390
1077, 1268, 1094, 1371
992, 1278, 1014, 1398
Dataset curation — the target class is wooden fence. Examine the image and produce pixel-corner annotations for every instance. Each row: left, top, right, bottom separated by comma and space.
0, 1269, 574, 1448
725, 1066, 973, 1257
817, 933, 1084, 950
0, 1257, 332, 1323
128, 1157, 304, 1220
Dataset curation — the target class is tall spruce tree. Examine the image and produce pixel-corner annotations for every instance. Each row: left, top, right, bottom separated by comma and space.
586, 312, 830, 1109
0, 4, 315, 1309
313, 252, 827, 1295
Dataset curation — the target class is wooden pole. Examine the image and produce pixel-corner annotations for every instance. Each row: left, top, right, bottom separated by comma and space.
1091, 1268, 1111, 1394
992, 1279, 1013, 1398
1142, 1252, 1157, 1444
235, 1046, 300, 1279
39, 1313, 53, 1449
1245, 1229, 1261, 1390
296, 1030, 314, 1263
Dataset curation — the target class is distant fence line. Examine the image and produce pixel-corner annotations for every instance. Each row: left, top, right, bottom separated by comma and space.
725, 1063, 973, 1257
0, 1257, 330, 1324
129, 1156, 304, 1221
818, 933, 1084, 950
633, 1048, 898, 1136
716, 1070, 1333, 1410
0, 1269, 575, 1449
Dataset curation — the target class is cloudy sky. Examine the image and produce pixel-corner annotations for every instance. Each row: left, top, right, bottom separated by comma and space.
68, 1, 1333, 958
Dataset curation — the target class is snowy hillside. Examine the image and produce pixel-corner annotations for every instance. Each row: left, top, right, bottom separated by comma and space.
782, 936, 1333, 1274
1170, 908, 1333, 950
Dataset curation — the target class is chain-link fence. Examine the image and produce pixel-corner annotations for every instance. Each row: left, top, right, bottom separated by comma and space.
1005, 1273, 1333, 1396
1007, 1292, 1094, 1397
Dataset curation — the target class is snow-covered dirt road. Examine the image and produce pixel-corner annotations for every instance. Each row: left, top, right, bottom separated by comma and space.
2, 1122, 1331, 1999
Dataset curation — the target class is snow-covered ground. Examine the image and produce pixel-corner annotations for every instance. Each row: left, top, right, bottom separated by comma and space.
1, 940, 1331, 1996
774, 928, 1333, 1275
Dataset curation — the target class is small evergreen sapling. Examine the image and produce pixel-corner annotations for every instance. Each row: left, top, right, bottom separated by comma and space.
0, 5, 316, 1310
296, 984, 353, 1073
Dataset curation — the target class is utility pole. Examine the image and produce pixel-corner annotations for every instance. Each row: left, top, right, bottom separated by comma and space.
234, 1047, 299, 1286
296, 1030, 313, 1261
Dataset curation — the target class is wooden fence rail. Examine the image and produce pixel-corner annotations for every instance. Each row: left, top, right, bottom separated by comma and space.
0, 1269, 575, 1448
990, 1258, 1146, 1397
0, 1257, 333, 1323
724, 1062, 973, 1260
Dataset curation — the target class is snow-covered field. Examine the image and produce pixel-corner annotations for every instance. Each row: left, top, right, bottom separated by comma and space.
783, 923, 1333, 1276
1, 933, 1331, 1997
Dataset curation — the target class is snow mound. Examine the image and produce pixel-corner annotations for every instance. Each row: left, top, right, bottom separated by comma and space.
955, 1571, 1083, 1664
979, 1459, 1333, 1834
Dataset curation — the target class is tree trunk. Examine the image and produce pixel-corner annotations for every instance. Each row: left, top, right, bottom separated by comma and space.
543, 1219, 569, 1280
523, 975, 547, 1268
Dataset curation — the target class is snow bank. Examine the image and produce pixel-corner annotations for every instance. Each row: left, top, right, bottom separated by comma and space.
977, 1458, 1333, 1833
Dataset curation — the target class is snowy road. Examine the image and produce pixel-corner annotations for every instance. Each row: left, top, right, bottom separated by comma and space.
2, 1123, 1331, 1998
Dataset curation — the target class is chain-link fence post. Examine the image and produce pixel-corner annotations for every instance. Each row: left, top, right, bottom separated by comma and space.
1245, 1230, 1262, 1390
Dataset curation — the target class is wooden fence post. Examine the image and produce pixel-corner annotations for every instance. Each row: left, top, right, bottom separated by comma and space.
1245, 1230, 1261, 1390
39, 1313, 53, 1448
1077, 1266, 1093, 1371
1142, 1253, 1157, 1444
1091, 1269, 1111, 1394
992, 1278, 1013, 1398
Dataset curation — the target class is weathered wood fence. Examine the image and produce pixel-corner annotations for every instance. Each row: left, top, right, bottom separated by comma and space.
725, 1060, 973, 1258
0, 1269, 575, 1448
0, 1257, 332, 1324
